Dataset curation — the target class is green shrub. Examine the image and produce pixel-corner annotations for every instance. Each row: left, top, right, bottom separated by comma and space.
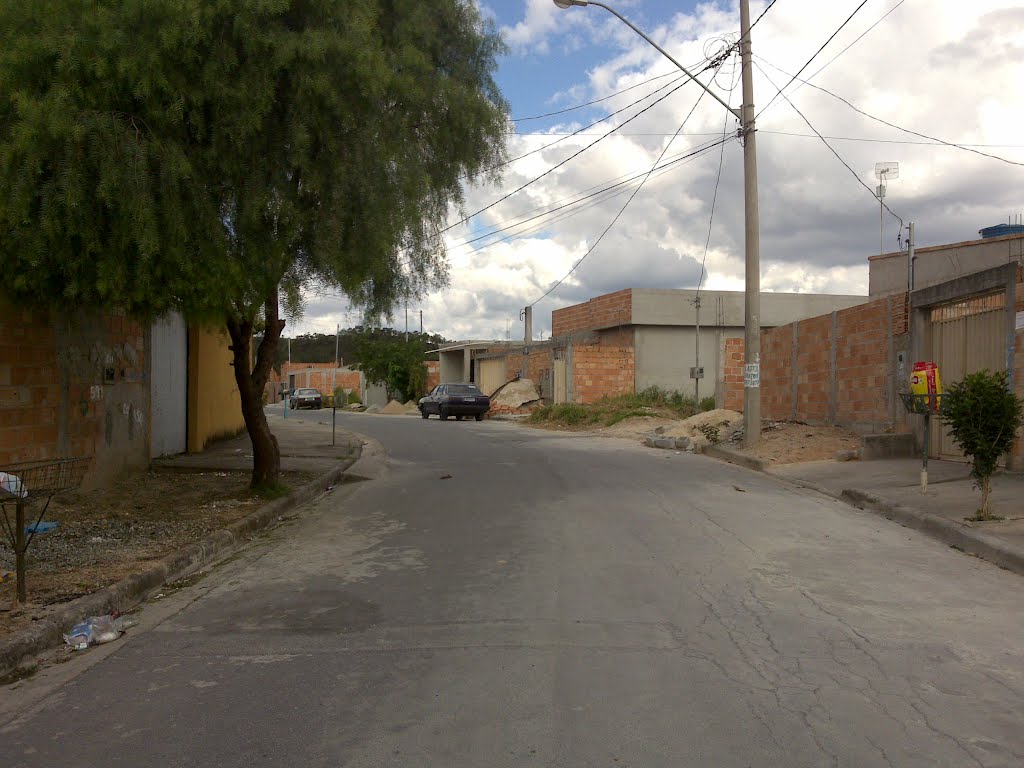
697, 423, 721, 444
941, 369, 1023, 520
347, 389, 362, 404
699, 396, 716, 412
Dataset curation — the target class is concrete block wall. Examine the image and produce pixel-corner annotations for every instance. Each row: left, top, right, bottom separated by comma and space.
0, 301, 149, 489
572, 344, 634, 404
551, 289, 632, 337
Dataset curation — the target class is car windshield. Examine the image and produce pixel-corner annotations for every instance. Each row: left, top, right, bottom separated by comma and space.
447, 385, 482, 395
296, 389, 318, 396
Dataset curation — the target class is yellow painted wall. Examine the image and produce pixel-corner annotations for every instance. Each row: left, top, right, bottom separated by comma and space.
187, 325, 245, 452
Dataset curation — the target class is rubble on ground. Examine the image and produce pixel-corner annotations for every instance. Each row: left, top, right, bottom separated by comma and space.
646, 409, 743, 451
488, 378, 544, 417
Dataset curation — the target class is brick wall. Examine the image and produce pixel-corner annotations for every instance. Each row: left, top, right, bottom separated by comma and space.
0, 301, 148, 488
722, 337, 744, 411
426, 360, 440, 391
794, 314, 833, 422
834, 300, 893, 427
572, 343, 635, 404
722, 295, 904, 433
761, 326, 794, 420
506, 347, 554, 399
552, 289, 632, 338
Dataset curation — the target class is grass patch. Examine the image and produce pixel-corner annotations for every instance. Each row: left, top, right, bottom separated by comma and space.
528, 387, 713, 429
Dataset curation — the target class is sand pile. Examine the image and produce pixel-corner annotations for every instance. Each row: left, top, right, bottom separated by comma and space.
380, 399, 409, 415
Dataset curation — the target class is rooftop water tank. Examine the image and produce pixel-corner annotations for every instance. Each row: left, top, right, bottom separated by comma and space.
979, 223, 1024, 239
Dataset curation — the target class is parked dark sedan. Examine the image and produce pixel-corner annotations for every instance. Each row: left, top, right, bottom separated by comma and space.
419, 383, 490, 421
290, 387, 322, 409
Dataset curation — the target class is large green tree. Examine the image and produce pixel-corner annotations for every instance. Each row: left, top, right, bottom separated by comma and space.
355, 333, 430, 402
0, 0, 509, 487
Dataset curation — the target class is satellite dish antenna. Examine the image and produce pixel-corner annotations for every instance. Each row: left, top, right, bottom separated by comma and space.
873, 162, 899, 254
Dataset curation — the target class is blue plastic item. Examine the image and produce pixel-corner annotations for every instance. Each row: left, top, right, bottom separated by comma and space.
24, 521, 59, 535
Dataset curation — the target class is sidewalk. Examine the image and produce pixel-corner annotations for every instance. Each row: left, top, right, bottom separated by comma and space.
153, 407, 362, 475
2, 411, 364, 678
765, 455, 1024, 575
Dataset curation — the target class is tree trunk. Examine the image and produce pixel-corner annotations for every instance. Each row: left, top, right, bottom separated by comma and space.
979, 475, 992, 520
227, 292, 286, 489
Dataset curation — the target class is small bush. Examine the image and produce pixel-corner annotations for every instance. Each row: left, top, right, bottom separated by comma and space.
941, 369, 1023, 519
347, 389, 362, 404
697, 423, 721, 444
699, 396, 716, 412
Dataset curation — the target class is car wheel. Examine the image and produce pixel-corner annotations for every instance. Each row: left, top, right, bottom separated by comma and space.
439, 407, 449, 421
455, 415, 463, 421
475, 413, 484, 421
420, 407, 429, 419
289, 401, 295, 409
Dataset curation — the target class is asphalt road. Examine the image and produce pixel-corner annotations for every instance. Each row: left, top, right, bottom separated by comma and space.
4, 411, 1024, 767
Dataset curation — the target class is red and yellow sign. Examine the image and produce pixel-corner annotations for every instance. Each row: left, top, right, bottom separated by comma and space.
910, 361, 942, 412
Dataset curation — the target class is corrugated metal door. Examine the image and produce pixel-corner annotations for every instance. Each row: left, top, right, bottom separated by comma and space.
478, 359, 506, 396
929, 293, 1006, 458
150, 312, 188, 458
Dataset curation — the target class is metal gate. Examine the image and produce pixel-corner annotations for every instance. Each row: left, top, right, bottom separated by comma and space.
928, 292, 1006, 458
150, 312, 188, 458
478, 359, 506, 396
553, 358, 567, 404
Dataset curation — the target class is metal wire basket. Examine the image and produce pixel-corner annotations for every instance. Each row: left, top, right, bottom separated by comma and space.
1, 457, 92, 603
0, 457, 91, 498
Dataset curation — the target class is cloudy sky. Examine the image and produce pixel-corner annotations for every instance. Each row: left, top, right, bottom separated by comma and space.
291, 0, 1024, 342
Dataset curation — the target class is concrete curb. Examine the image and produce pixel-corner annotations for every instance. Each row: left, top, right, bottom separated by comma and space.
0, 444, 363, 678
840, 489, 1024, 576
701, 444, 769, 473
699, 446, 1024, 577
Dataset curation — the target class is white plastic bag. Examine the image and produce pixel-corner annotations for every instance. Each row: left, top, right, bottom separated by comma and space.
63, 614, 137, 650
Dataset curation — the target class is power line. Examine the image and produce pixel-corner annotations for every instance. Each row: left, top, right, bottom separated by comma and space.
756, 55, 1024, 169
510, 71, 679, 122
494, 73, 689, 174
442, 75, 711, 237
797, 0, 907, 88
760, 130, 1024, 149
530, 73, 727, 308
756, 0, 870, 120
449, 135, 736, 250
696, 78, 739, 297
454, 137, 736, 256
753, 60, 904, 230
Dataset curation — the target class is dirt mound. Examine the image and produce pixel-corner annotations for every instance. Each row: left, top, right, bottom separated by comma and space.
660, 409, 743, 450
380, 399, 409, 415
491, 379, 542, 408
404, 400, 419, 411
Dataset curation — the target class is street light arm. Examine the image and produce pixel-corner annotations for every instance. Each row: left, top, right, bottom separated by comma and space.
554, 0, 741, 119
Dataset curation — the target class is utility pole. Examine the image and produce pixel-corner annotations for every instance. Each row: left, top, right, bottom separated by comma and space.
333, 323, 340, 399
419, 310, 423, 335
523, 306, 533, 344
739, 0, 761, 447
693, 296, 701, 405
405, 304, 409, 343
906, 222, 916, 292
